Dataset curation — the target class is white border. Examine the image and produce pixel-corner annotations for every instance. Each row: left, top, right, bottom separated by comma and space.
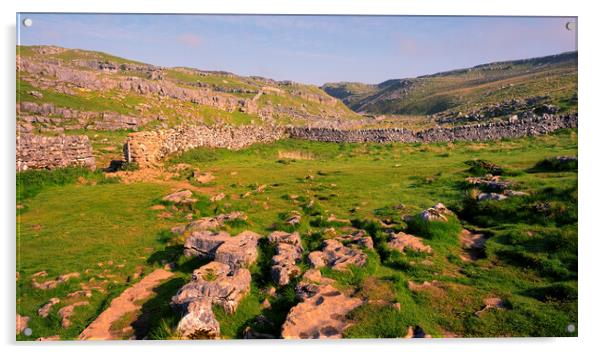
2, 1, 600, 354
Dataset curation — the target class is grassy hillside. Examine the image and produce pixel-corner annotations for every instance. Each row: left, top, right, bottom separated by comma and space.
17, 45, 359, 131
322, 52, 577, 117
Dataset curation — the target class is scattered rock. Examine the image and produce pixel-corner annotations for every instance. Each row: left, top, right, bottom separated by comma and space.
308, 239, 367, 271
194, 171, 215, 184
58, 272, 80, 282
266, 287, 277, 297
58, 301, 89, 328
503, 190, 529, 197
477, 192, 507, 201
285, 211, 302, 225
67, 290, 93, 298
387, 232, 432, 254
176, 298, 220, 339
214, 231, 260, 270
157, 211, 173, 219
36, 335, 61, 341
337, 230, 374, 249
16, 313, 30, 334
32, 270, 48, 278
38, 298, 60, 318
172, 262, 252, 314
32, 272, 80, 290
184, 230, 260, 269
210, 193, 225, 202
307, 251, 326, 269
164, 262, 177, 271
183, 230, 230, 258
261, 298, 272, 310
162, 189, 197, 204
268, 231, 304, 286
465, 175, 511, 191
172, 211, 246, 234
281, 270, 362, 339
407, 280, 445, 294
327, 214, 352, 225
419, 203, 452, 222
28, 90, 43, 98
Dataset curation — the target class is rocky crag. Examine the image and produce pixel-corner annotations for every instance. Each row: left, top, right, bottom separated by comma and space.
17, 46, 356, 130
17, 102, 152, 133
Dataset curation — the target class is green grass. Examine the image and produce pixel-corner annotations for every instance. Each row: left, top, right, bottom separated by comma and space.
17, 167, 119, 203
17, 78, 146, 116
323, 52, 577, 116
17, 45, 359, 130
17, 182, 173, 340
16, 129, 577, 339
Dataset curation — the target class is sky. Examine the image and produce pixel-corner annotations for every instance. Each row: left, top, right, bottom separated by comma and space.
17, 14, 577, 85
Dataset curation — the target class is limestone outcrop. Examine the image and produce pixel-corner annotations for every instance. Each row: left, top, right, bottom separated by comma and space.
308, 239, 368, 271
174, 228, 259, 339
171, 212, 247, 235
172, 262, 252, 314
268, 231, 304, 286
183, 230, 260, 270
281, 270, 362, 339
387, 232, 432, 254
18, 102, 151, 131
176, 298, 220, 339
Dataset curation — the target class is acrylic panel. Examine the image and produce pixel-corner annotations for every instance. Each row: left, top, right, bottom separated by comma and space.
16, 13, 578, 340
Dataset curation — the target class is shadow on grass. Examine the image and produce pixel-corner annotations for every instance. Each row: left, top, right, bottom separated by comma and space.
131, 277, 187, 339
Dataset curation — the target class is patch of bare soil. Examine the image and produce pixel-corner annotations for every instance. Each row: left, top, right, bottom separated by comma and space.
109, 167, 216, 194
78, 268, 173, 340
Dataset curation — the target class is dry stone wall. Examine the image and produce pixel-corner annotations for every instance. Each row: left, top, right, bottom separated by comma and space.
17, 134, 95, 171
287, 114, 577, 144
125, 124, 286, 167
124, 114, 577, 167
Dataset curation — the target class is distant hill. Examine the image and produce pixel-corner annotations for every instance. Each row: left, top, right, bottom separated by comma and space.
16, 45, 360, 133
322, 52, 577, 116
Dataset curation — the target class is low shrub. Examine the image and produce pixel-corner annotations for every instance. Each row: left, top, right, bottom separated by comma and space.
532, 157, 577, 172
464, 159, 505, 176
522, 282, 578, 302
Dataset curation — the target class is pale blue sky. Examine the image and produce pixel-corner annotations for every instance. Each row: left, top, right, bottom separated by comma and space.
17, 14, 577, 85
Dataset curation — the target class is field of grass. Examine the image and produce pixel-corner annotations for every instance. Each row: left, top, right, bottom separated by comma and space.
16, 129, 577, 340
